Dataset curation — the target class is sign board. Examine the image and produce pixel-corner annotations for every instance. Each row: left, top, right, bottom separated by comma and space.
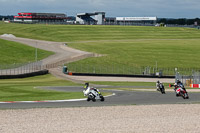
116, 17, 157, 21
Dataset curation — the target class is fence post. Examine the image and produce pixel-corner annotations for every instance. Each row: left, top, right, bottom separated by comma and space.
21, 65, 22, 75
14, 64, 15, 75
123, 65, 124, 74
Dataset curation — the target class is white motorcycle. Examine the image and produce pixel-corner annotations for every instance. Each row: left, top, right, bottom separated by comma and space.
83, 87, 105, 102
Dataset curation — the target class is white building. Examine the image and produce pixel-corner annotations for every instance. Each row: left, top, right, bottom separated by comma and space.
116, 17, 157, 25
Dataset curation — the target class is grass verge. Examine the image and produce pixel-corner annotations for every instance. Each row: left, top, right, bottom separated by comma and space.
0, 74, 111, 101
0, 74, 84, 101
89, 81, 195, 90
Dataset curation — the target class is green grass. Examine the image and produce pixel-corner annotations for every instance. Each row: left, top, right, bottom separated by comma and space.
1, 22, 200, 74
0, 74, 112, 101
0, 22, 200, 42
67, 39, 200, 75
90, 81, 171, 89
90, 81, 158, 86
0, 74, 85, 101
0, 38, 54, 65
90, 81, 195, 90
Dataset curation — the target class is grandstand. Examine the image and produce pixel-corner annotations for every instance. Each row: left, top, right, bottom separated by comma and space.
76, 12, 105, 25
14, 12, 68, 23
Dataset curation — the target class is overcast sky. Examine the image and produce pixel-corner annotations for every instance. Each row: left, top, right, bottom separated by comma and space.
0, 0, 200, 18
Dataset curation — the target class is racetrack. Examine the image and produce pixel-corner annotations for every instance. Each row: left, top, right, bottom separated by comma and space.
0, 35, 199, 110
0, 86, 200, 109
1, 36, 200, 132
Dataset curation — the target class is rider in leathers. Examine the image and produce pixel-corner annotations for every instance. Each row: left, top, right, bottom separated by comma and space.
83, 82, 99, 96
156, 80, 161, 91
83, 82, 90, 96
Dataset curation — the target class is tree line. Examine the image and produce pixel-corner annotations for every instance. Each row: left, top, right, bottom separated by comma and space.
0, 15, 14, 21
157, 18, 200, 25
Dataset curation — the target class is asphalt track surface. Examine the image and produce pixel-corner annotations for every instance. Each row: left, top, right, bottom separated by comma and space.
0, 86, 200, 109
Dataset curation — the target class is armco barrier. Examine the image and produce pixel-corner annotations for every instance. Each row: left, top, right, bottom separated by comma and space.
68, 72, 175, 78
0, 70, 48, 79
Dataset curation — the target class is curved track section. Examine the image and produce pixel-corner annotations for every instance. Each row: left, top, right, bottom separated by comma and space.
0, 86, 200, 109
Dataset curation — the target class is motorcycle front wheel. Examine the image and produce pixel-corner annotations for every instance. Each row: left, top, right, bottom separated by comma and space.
100, 96, 105, 101
184, 93, 189, 99
87, 97, 91, 101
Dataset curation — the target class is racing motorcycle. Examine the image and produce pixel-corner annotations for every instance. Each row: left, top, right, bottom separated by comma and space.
83, 87, 104, 102
175, 86, 189, 99
157, 83, 165, 94
170, 83, 189, 99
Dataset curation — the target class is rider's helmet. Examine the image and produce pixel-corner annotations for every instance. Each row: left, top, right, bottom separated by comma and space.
84, 82, 89, 89
157, 80, 160, 84
177, 79, 181, 84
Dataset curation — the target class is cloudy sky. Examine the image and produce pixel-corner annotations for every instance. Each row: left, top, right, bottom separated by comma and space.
0, 0, 200, 18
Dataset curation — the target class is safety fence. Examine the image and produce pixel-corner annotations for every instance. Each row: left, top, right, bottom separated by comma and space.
67, 64, 200, 77
1, 59, 200, 81
0, 53, 94, 76
0, 61, 43, 76
175, 71, 200, 86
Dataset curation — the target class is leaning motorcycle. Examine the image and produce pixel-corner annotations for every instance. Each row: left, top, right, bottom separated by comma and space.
157, 83, 165, 94
175, 87, 189, 99
83, 87, 104, 102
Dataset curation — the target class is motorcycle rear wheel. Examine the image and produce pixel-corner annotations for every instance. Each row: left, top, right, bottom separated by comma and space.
92, 98, 96, 102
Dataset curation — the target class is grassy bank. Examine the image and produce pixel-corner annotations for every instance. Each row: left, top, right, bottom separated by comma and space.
1, 22, 200, 73
0, 22, 200, 42
67, 39, 200, 75
0, 39, 54, 65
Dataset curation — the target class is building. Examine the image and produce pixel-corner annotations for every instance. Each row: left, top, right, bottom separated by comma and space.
14, 12, 68, 23
76, 12, 105, 25
104, 17, 116, 25
116, 17, 157, 25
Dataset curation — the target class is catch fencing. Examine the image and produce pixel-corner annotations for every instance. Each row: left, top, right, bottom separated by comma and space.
67, 64, 200, 77
175, 71, 200, 86
10, 21, 199, 29
0, 53, 94, 76
2, 59, 200, 83
0, 61, 43, 76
